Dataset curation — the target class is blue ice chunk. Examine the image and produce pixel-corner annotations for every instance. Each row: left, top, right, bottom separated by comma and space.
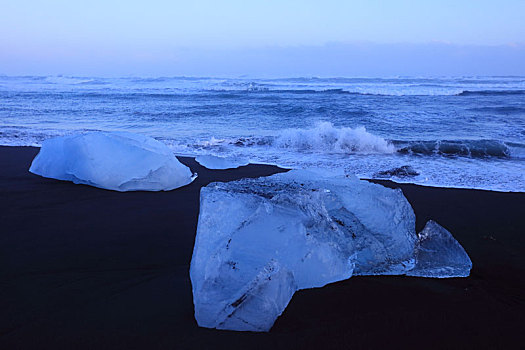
407, 220, 472, 278
190, 170, 417, 331
29, 132, 195, 191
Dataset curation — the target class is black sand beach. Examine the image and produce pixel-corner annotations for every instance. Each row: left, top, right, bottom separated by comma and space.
1, 146, 524, 349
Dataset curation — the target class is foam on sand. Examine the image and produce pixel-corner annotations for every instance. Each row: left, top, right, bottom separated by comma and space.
195, 155, 250, 170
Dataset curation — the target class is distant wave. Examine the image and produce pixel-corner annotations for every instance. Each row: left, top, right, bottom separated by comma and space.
44, 76, 97, 85
19, 87, 524, 97
14, 86, 522, 98
4, 75, 525, 97
205, 88, 460, 96
394, 140, 513, 158
39, 76, 110, 86
3, 88, 447, 98
466, 106, 525, 114
208, 88, 344, 94
265, 76, 525, 84
456, 90, 525, 96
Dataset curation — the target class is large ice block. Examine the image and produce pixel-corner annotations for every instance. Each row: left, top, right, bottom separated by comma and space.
29, 132, 195, 191
190, 170, 419, 331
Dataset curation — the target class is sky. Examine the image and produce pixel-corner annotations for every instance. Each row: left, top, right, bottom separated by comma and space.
1, 0, 524, 76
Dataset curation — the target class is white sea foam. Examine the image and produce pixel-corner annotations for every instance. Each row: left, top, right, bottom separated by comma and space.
195, 155, 250, 169
508, 143, 525, 159
274, 122, 395, 154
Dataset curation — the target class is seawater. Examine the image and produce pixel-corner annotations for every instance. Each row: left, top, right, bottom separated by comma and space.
1, 75, 524, 192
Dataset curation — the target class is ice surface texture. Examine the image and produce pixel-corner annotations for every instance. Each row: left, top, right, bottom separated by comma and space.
408, 220, 472, 278
29, 132, 195, 191
190, 170, 472, 332
195, 155, 250, 170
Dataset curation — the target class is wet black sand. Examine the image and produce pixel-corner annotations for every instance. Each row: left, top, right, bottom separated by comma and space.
0, 146, 523, 349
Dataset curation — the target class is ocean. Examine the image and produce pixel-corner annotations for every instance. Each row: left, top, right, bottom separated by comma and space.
1, 75, 524, 192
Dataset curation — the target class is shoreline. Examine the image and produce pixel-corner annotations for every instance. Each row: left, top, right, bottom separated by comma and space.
1, 146, 524, 349
3, 140, 523, 193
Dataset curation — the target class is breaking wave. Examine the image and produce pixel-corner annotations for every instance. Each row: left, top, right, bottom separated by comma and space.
274, 122, 395, 154
228, 122, 395, 154
195, 124, 522, 160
